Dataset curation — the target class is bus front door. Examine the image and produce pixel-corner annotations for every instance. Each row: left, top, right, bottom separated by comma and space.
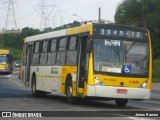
77, 36, 89, 96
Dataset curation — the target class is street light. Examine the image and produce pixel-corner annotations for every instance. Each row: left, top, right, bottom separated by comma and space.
72, 14, 86, 21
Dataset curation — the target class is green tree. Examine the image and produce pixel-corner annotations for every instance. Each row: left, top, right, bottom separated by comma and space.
115, 0, 160, 58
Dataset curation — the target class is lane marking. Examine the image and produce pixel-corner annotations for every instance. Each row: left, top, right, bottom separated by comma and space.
8, 78, 23, 87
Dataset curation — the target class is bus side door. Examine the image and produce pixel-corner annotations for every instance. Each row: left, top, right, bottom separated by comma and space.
25, 44, 33, 87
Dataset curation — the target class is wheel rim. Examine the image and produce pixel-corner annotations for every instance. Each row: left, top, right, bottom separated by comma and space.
66, 84, 73, 104
67, 86, 72, 97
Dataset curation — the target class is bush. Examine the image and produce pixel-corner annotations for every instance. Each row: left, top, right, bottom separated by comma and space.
153, 58, 160, 83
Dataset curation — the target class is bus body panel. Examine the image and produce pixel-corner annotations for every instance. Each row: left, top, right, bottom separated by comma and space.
148, 31, 152, 89
30, 65, 78, 95
87, 85, 150, 99
93, 74, 149, 88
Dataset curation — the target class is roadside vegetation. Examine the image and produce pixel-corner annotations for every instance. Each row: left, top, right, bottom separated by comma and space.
153, 59, 160, 83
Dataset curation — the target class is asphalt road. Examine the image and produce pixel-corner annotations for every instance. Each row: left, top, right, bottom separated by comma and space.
0, 68, 159, 120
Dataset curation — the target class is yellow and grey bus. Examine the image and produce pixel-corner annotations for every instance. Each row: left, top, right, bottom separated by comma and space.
22, 23, 152, 106
0, 49, 13, 74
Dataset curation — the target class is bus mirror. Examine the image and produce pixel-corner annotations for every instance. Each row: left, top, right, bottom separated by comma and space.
87, 39, 93, 53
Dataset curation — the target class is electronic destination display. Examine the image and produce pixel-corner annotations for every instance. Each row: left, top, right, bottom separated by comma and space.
93, 24, 148, 40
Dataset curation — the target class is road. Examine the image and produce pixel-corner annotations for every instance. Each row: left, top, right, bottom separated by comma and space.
0, 68, 159, 120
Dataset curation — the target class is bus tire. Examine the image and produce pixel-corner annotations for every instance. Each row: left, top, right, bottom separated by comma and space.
66, 80, 76, 104
31, 76, 47, 97
115, 99, 128, 107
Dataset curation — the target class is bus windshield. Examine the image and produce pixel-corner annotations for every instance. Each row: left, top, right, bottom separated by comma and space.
0, 55, 8, 64
94, 39, 149, 75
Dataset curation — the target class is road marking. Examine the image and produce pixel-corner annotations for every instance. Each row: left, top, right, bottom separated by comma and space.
127, 117, 156, 120
7, 75, 12, 78
8, 79, 23, 87
115, 114, 157, 120
132, 105, 160, 111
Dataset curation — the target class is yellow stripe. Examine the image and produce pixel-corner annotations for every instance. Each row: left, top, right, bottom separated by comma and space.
35, 75, 61, 79
66, 24, 93, 35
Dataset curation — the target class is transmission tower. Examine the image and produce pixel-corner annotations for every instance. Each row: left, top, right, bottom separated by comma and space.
38, 0, 55, 31
58, 9, 67, 26
5, 0, 17, 30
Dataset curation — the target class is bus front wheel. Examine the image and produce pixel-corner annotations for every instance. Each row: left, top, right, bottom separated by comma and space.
32, 76, 46, 97
115, 99, 128, 107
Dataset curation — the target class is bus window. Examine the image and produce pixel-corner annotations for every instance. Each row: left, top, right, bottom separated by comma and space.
40, 41, 48, 65
56, 38, 67, 65
59, 38, 67, 51
66, 36, 78, 65
47, 39, 57, 65
51, 39, 57, 52
32, 42, 40, 65
34, 42, 40, 53
42, 41, 48, 52
69, 36, 77, 50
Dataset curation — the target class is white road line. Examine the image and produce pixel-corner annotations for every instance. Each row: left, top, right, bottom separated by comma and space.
8, 79, 22, 87
115, 114, 157, 120
127, 117, 157, 120
133, 106, 160, 111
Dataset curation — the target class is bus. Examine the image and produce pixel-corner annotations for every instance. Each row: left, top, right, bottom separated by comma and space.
0, 49, 13, 74
21, 23, 152, 107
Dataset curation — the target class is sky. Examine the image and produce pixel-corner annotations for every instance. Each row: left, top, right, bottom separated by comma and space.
0, 0, 122, 30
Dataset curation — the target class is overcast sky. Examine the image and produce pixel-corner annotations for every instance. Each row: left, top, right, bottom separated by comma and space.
0, 0, 122, 30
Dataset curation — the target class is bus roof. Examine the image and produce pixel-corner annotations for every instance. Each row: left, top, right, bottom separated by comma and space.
25, 23, 93, 43
24, 23, 148, 43
0, 49, 10, 54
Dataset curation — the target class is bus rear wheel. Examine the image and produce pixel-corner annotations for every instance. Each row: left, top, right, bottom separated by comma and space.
66, 81, 76, 104
115, 99, 128, 107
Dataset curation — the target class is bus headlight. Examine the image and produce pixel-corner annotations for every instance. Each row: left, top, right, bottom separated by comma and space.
5, 65, 9, 68
94, 76, 106, 86
138, 80, 148, 88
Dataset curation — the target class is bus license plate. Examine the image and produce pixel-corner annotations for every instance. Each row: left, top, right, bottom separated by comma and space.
117, 89, 127, 94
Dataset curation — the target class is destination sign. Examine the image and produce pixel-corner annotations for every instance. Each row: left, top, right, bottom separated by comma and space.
94, 28, 148, 39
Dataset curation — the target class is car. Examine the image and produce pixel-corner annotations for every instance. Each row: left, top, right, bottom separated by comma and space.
14, 61, 21, 67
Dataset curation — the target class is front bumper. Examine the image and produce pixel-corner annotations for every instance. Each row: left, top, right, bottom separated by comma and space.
87, 85, 150, 99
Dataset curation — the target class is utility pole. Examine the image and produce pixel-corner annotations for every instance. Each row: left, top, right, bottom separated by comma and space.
5, 0, 17, 30
98, 7, 101, 23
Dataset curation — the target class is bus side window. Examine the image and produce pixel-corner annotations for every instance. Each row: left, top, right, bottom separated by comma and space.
47, 39, 57, 65
42, 41, 48, 52
40, 41, 48, 65
66, 36, 78, 65
56, 37, 67, 65
32, 42, 40, 65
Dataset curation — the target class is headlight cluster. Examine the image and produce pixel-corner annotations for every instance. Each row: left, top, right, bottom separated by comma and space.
138, 80, 148, 88
94, 76, 106, 86
5, 65, 9, 68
